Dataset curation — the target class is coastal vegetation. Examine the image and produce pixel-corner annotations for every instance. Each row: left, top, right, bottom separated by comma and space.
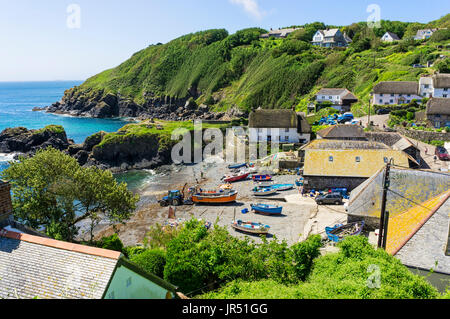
106, 219, 443, 299
59, 14, 450, 117
1, 147, 139, 241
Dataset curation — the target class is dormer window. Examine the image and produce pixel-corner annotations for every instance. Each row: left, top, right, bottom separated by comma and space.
329, 156, 334, 162
356, 157, 361, 163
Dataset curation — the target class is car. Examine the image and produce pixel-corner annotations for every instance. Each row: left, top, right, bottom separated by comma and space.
435, 146, 450, 161
316, 192, 344, 205
376, 108, 391, 115
338, 113, 354, 123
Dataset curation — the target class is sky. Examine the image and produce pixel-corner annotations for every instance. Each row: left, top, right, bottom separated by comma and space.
0, 0, 448, 81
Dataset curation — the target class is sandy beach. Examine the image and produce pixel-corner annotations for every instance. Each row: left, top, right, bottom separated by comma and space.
92, 160, 349, 247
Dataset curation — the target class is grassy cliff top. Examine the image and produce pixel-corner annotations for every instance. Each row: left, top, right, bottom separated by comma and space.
71, 15, 450, 116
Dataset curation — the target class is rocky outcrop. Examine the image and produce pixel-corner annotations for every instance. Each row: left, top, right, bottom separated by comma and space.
44, 87, 248, 121
0, 126, 72, 155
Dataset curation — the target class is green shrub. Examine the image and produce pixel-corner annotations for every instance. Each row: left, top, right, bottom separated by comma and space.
96, 234, 124, 252
130, 249, 167, 278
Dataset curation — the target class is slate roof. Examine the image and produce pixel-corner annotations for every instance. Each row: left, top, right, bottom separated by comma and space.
392, 192, 450, 275
426, 98, 450, 115
432, 73, 450, 88
0, 230, 120, 299
373, 81, 419, 94
317, 125, 366, 139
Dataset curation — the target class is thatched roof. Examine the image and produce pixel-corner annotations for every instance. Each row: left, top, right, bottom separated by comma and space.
317, 125, 366, 139
426, 98, 450, 115
433, 73, 450, 89
249, 109, 298, 128
373, 82, 419, 95
297, 113, 312, 134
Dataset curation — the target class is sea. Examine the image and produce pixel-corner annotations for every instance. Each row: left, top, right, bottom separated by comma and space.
0, 81, 155, 192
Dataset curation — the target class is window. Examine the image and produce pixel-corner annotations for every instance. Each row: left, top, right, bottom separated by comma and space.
355, 157, 361, 163
424, 84, 429, 88
379, 99, 383, 104
444, 95, 448, 98
258, 128, 262, 133
391, 94, 395, 97
407, 100, 410, 103
444, 88, 448, 92
407, 94, 411, 97
380, 94, 384, 97
390, 99, 394, 103
285, 128, 289, 133
329, 156, 334, 162
285, 136, 289, 142
384, 157, 388, 163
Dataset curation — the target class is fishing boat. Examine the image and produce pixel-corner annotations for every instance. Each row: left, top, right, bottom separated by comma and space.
228, 163, 247, 169
269, 184, 294, 191
325, 221, 365, 243
231, 220, 270, 235
252, 174, 272, 182
192, 190, 238, 204
224, 172, 249, 183
252, 187, 278, 196
251, 204, 283, 215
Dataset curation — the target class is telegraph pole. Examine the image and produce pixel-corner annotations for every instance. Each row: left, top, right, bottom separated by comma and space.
378, 161, 391, 248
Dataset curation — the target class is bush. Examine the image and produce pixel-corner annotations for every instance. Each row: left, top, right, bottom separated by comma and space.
130, 249, 167, 278
96, 234, 124, 252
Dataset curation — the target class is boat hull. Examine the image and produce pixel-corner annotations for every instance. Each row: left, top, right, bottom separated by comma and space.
192, 191, 238, 204
253, 175, 272, 182
251, 204, 282, 215
325, 221, 365, 243
231, 220, 270, 234
228, 163, 247, 169
252, 189, 278, 196
224, 173, 249, 183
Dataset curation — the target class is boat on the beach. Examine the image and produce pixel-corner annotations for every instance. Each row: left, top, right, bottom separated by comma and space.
192, 189, 238, 204
224, 172, 249, 183
231, 220, 270, 235
228, 163, 248, 169
269, 184, 294, 191
325, 221, 365, 243
252, 187, 278, 196
251, 204, 283, 215
252, 174, 272, 182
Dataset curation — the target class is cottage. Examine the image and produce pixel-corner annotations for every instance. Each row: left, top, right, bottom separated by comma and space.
414, 28, 439, 40
312, 29, 350, 48
0, 180, 179, 300
381, 31, 401, 42
372, 81, 422, 105
260, 28, 300, 39
426, 98, 450, 129
347, 168, 450, 289
301, 139, 412, 191
419, 73, 450, 98
248, 109, 311, 144
315, 88, 358, 112
317, 125, 367, 141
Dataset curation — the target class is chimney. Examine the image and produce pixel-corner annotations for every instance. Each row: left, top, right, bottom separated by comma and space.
0, 180, 13, 224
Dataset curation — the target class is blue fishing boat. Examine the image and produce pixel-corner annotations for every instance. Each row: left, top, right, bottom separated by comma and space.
269, 184, 294, 191
253, 174, 272, 182
228, 163, 247, 169
252, 187, 277, 196
251, 204, 283, 215
325, 221, 365, 243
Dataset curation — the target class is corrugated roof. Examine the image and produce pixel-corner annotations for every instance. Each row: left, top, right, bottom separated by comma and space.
373, 81, 419, 94
0, 230, 119, 299
303, 149, 410, 178
432, 73, 450, 89
249, 109, 298, 128
317, 125, 366, 139
426, 98, 450, 115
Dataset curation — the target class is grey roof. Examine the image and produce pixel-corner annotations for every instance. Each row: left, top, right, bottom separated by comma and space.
0, 232, 119, 299
432, 73, 450, 88
395, 198, 450, 275
392, 137, 417, 151
297, 113, 312, 134
373, 81, 419, 95
426, 98, 450, 115
317, 125, 367, 139
317, 88, 358, 101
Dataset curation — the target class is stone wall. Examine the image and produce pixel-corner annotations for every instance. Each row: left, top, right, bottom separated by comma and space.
303, 176, 367, 192
396, 127, 450, 143
0, 181, 12, 223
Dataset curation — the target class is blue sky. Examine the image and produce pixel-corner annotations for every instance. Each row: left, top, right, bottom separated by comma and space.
0, 0, 448, 81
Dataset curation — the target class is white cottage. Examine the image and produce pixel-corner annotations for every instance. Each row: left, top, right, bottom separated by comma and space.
381, 32, 401, 42
312, 29, 350, 48
372, 81, 422, 105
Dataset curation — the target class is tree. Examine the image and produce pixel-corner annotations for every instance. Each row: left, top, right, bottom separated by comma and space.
2, 147, 139, 242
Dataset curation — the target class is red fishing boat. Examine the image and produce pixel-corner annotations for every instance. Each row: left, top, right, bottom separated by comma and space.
223, 172, 249, 183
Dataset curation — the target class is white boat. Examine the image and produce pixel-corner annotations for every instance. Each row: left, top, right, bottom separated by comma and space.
252, 187, 278, 196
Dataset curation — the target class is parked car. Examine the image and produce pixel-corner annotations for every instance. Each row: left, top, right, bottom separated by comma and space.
376, 108, 391, 115
338, 113, 354, 124
316, 193, 343, 205
435, 146, 450, 160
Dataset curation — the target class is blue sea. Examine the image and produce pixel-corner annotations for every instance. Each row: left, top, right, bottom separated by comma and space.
0, 81, 128, 172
